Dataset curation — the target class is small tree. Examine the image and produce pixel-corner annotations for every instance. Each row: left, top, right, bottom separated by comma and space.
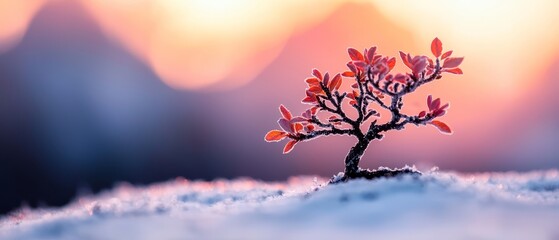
265, 38, 463, 181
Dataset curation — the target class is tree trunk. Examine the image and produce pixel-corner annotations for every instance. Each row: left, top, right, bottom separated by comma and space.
344, 139, 370, 178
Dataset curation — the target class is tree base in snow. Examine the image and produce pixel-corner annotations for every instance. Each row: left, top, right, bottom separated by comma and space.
329, 166, 422, 184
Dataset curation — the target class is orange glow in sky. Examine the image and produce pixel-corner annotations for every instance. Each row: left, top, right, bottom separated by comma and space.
79, 0, 345, 90
2, 0, 558, 92
0, 0, 46, 53
372, 0, 559, 96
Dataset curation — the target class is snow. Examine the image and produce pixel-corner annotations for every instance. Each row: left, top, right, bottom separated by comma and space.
1, 170, 559, 240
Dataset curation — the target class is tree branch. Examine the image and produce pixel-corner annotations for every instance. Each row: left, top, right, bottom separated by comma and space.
376, 114, 435, 134
292, 128, 355, 142
317, 84, 357, 126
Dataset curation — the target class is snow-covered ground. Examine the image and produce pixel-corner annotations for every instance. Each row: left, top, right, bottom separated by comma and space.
1, 169, 559, 240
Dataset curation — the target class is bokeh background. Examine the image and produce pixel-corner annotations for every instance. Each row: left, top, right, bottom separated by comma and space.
1, 0, 559, 214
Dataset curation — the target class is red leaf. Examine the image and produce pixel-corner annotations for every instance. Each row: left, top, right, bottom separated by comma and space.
433, 109, 446, 117
305, 125, 315, 132
348, 48, 364, 61
312, 68, 322, 80
418, 111, 426, 118
353, 61, 367, 70
427, 95, 433, 108
444, 68, 463, 74
441, 50, 453, 59
294, 123, 303, 133
385, 74, 393, 81
405, 55, 415, 70
394, 73, 407, 83
443, 57, 464, 69
329, 73, 342, 91
305, 77, 320, 86
290, 116, 308, 123
302, 110, 311, 119
279, 105, 292, 120
323, 72, 330, 86
412, 57, 428, 75
430, 120, 452, 135
430, 98, 441, 111
387, 57, 396, 70
335, 77, 342, 90
301, 96, 316, 104
283, 140, 298, 154
278, 118, 293, 133
399, 51, 412, 69
342, 71, 355, 77
431, 37, 443, 57
366, 46, 376, 63
347, 90, 359, 101
264, 130, 287, 142
308, 86, 323, 94
346, 62, 357, 73
310, 106, 319, 114
399, 51, 407, 63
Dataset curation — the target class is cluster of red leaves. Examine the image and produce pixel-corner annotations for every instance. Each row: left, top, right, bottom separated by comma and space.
302, 70, 342, 104
265, 38, 463, 153
419, 95, 452, 134
264, 105, 319, 153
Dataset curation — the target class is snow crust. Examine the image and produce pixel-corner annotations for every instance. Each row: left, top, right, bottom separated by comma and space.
1, 170, 559, 240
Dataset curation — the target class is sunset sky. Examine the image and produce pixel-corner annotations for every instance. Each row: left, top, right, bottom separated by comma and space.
1, 0, 559, 213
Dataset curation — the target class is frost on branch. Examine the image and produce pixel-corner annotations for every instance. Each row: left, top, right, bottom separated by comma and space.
265, 38, 464, 181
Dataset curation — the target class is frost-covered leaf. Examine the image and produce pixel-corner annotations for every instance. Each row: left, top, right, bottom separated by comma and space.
444, 68, 463, 74
308, 86, 323, 94
394, 73, 407, 83
290, 117, 307, 123
342, 71, 355, 77
279, 105, 292, 120
264, 130, 287, 142
443, 57, 464, 69
441, 50, 453, 59
329, 73, 342, 91
283, 140, 297, 154
323, 72, 330, 86
366, 46, 376, 63
278, 118, 293, 133
387, 57, 396, 70
348, 48, 364, 61
294, 123, 303, 133
353, 61, 367, 70
430, 120, 452, 135
305, 77, 320, 86
301, 96, 316, 104
431, 37, 443, 57
430, 98, 441, 111
427, 95, 433, 110
346, 62, 357, 73
312, 68, 322, 80
305, 124, 315, 132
